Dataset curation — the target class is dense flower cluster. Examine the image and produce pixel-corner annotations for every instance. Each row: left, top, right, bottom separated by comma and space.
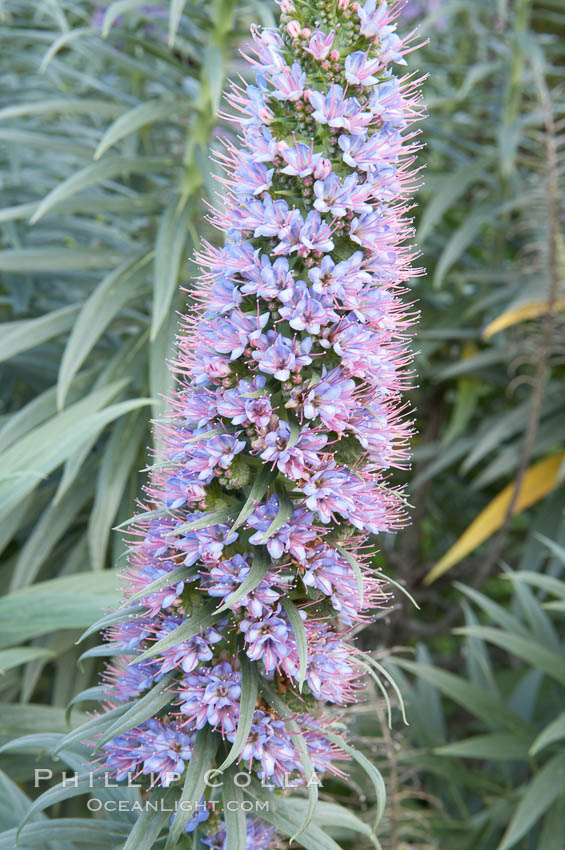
96, 0, 423, 844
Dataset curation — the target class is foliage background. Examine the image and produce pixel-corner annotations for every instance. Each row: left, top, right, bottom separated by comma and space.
0, 1, 564, 848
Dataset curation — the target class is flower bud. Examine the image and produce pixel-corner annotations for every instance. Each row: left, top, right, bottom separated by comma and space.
313, 157, 332, 179
286, 20, 300, 38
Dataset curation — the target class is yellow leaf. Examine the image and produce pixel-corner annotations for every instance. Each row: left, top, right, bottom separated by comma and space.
424, 452, 565, 585
482, 298, 565, 340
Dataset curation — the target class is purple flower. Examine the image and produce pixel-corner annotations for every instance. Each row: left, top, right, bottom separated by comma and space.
95, 0, 423, 833
252, 331, 312, 381
278, 280, 338, 334
180, 662, 241, 735
303, 369, 356, 432
281, 142, 323, 177
306, 28, 335, 60
270, 62, 306, 101
345, 51, 382, 86
139, 720, 194, 785
240, 612, 291, 673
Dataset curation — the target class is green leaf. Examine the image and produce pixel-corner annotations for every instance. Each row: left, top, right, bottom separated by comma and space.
247, 785, 343, 850
57, 252, 152, 407
165, 728, 218, 848
0, 572, 121, 648
530, 711, 565, 756
0, 248, 123, 272
417, 158, 490, 242
151, 196, 193, 339
433, 203, 497, 288
66, 686, 110, 725
94, 673, 175, 750
260, 484, 294, 543
216, 654, 258, 772
498, 753, 565, 850
215, 549, 270, 615
203, 45, 225, 113
88, 409, 146, 571
222, 770, 246, 850
0, 818, 129, 847
39, 27, 94, 72
168, 0, 189, 46
101, 0, 154, 37
288, 800, 376, 843
10, 469, 94, 591
173, 508, 234, 535
126, 565, 195, 606
134, 600, 221, 664
393, 658, 525, 733
54, 703, 130, 756
261, 683, 318, 842
504, 570, 565, 600
0, 647, 55, 675
435, 732, 531, 760
454, 626, 565, 686
95, 99, 186, 159
30, 156, 173, 223
361, 655, 407, 725
281, 599, 308, 691
15, 773, 95, 838
120, 788, 175, 850
319, 729, 386, 831
334, 544, 364, 607
231, 466, 277, 533
77, 605, 147, 645
0, 394, 153, 519
0, 305, 79, 364
0, 99, 123, 120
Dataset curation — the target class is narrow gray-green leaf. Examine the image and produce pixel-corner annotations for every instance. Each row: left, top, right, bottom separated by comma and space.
0, 818, 129, 847
88, 409, 147, 570
102, 0, 152, 37
281, 599, 308, 691
151, 195, 193, 339
134, 600, 221, 664
530, 710, 565, 756
165, 728, 218, 848
217, 655, 258, 772
334, 544, 364, 607
172, 508, 234, 536
0, 397, 153, 519
77, 605, 147, 645
260, 485, 293, 543
498, 753, 565, 850
57, 252, 151, 407
319, 728, 386, 830
95, 99, 185, 159
168, 0, 188, 46
231, 466, 276, 533
247, 784, 342, 850
455, 626, 565, 686
30, 156, 173, 223
126, 565, 195, 606
0, 305, 79, 365
0, 647, 55, 674
261, 682, 318, 842
95, 673, 175, 750
417, 158, 490, 242
222, 770, 246, 850
215, 549, 270, 615
54, 704, 130, 756
39, 27, 93, 72
121, 787, 178, 850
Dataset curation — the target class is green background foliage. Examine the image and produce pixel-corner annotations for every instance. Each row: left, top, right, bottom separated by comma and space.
0, 0, 564, 848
